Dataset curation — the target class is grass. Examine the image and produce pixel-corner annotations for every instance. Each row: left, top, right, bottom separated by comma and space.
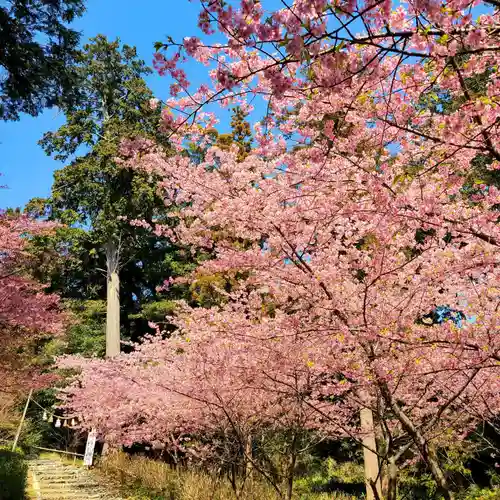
97, 451, 275, 499
97, 451, 360, 500
38, 451, 84, 466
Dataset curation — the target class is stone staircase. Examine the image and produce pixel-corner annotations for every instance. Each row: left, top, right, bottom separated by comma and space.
28, 458, 124, 500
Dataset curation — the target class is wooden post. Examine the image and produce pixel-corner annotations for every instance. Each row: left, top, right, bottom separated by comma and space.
12, 389, 33, 451
83, 429, 97, 467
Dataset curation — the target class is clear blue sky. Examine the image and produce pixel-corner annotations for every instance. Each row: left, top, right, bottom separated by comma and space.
0, 0, 211, 209
2, 1, 490, 210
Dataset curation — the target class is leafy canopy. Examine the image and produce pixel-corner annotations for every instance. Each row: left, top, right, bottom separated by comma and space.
0, 0, 85, 121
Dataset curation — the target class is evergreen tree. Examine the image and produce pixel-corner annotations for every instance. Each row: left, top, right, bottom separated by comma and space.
215, 107, 253, 161
37, 35, 195, 356
0, 0, 85, 121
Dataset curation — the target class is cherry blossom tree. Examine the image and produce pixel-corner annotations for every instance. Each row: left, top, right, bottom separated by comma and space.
0, 212, 63, 394
60, 0, 500, 498
0, 214, 62, 330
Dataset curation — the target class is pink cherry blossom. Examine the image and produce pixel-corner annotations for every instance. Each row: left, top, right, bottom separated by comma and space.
62, 1, 500, 496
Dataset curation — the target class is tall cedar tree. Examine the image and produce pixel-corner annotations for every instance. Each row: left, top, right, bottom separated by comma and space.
37, 35, 195, 357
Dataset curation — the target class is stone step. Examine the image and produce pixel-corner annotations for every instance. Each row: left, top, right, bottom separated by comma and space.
36, 478, 98, 482
37, 486, 109, 492
37, 493, 115, 498
28, 458, 124, 500
32, 474, 93, 479
34, 496, 121, 500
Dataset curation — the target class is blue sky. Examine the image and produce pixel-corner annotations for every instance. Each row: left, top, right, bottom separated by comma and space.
0, 0, 211, 209
1, 1, 491, 209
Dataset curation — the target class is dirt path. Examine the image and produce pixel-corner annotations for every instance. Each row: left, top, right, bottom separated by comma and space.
28, 458, 124, 500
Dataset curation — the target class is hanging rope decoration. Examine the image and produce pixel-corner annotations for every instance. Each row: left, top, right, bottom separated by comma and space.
34, 398, 79, 428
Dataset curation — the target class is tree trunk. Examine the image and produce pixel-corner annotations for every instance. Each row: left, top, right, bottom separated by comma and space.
386, 455, 398, 500
378, 382, 454, 500
105, 241, 120, 358
360, 406, 382, 500
427, 444, 454, 500
102, 241, 120, 457
286, 433, 298, 500
244, 433, 253, 478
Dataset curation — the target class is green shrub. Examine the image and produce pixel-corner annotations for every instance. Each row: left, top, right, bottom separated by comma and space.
0, 446, 27, 500
458, 486, 500, 499
294, 457, 364, 497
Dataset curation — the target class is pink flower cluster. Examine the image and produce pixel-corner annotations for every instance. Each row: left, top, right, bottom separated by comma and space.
62, 0, 500, 489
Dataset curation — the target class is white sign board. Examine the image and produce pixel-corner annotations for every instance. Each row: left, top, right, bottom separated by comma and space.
83, 429, 97, 466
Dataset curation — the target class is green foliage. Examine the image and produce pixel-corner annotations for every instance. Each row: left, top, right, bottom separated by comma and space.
464, 154, 500, 193
0, 0, 84, 121
228, 107, 252, 161
39, 34, 166, 161
188, 106, 253, 164
25, 225, 103, 299
129, 300, 178, 325
416, 60, 500, 193
323, 458, 365, 484
12, 418, 45, 456
294, 457, 364, 497
64, 300, 106, 356
0, 446, 27, 499
400, 469, 439, 498
28, 35, 204, 346
458, 486, 500, 500
38, 35, 169, 245
98, 451, 356, 499
189, 273, 232, 308
394, 434, 500, 499
23, 388, 83, 454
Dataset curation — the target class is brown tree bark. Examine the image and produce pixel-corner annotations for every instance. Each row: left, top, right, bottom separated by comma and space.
244, 433, 253, 478
286, 433, 298, 500
386, 455, 398, 500
379, 382, 454, 500
359, 394, 382, 500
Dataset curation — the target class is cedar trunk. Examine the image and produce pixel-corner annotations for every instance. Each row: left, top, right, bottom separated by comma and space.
105, 241, 120, 358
